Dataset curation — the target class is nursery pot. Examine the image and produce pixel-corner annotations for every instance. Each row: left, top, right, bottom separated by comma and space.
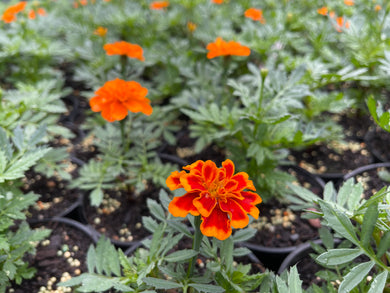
243, 165, 325, 272
343, 162, 390, 199
12, 217, 98, 293
364, 128, 390, 163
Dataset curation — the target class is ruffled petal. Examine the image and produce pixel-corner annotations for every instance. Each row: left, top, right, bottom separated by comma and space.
222, 159, 235, 179
183, 160, 204, 175
231, 172, 255, 191
123, 99, 153, 115
181, 174, 205, 192
200, 207, 231, 240
168, 192, 200, 217
109, 101, 128, 121
193, 192, 217, 217
89, 96, 103, 112
235, 191, 262, 219
219, 199, 249, 229
166, 170, 186, 190
202, 160, 218, 186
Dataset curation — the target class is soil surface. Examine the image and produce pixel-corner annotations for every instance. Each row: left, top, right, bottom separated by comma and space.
9, 219, 95, 293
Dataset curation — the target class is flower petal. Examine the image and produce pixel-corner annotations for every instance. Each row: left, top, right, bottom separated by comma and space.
202, 160, 218, 186
193, 192, 217, 217
168, 192, 200, 217
219, 199, 249, 228
231, 172, 256, 191
200, 207, 231, 240
180, 174, 204, 192
222, 159, 235, 179
235, 191, 262, 219
166, 170, 186, 190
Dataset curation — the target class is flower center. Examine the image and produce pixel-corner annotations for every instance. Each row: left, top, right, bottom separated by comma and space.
207, 180, 227, 203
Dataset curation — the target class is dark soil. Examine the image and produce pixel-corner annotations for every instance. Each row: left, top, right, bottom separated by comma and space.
23, 171, 81, 220
365, 126, 390, 162
9, 219, 95, 293
80, 184, 159, 247
343, 164, 390, 199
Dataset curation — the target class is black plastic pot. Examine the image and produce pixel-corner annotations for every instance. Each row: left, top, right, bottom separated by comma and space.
364, 128, 390, 163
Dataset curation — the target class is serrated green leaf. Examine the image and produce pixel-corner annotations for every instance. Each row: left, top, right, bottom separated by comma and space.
367, 271, 388, 293
147, 198, 166, 222
323, 181, 336, 202
12, 126, 23, 151
337, 179, 354, 207
376, 230, 390, 258
86, 245, 96, 273
189, 283, 225, 293
0, 150, 8, 174
232, 228, 257, 243
166, 219, 192, 237
90, 188, 103, 207
338, 261, 374, 293
143, 277, 180, 290
360, 202, 378, 248
164, 249, 198, 262
288, 266, 303, 293
316, 249, 362, 265
319, 200, 359, 245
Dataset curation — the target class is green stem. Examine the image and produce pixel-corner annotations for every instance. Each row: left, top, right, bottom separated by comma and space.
120, 54, 127, 78
187, 216, 203, 279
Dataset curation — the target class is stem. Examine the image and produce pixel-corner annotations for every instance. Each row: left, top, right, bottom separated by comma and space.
187, 216, 203, 279
120, 54, 127, 78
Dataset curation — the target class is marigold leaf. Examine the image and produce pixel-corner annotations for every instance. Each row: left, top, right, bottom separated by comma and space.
143, 277, 181, 290
338, 261, 375, 293
367, 271, 388, 293
360, 202, 378, 249
316, 248, 362, 266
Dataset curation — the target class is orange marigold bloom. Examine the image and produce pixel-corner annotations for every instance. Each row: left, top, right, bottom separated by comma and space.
89, 78, 152, 122
37, 8, 46, 16
28, 8, 46, 19
94, 26, 107, 37
375, 4, 382, 11
80, 0, 88, 5
317, 6, 328, 15
103, 41, 144, 61
206, 37, 250, 59
329, 10, 336, 18
212, 0, 224, 4
149, 1, 169, 10
335, 16, 350, 32
244, 8, 265, 24
344, 0, 354, 6
1, 1, 27, 23
167, 159, 262, 240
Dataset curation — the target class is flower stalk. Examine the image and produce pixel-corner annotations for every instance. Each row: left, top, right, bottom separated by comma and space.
187, 215, 203, 279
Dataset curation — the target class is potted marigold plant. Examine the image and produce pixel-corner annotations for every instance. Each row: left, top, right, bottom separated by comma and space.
60, 159, 272, 292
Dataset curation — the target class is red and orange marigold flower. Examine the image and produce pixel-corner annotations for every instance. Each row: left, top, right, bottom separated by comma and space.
89, 78, 153, 122
149, 1, 169, 10
167, 159, 262, 240
244, 8, 265, 24
1, 1, 27, 23
104, 41, 145, 61
206, 37, 250, 59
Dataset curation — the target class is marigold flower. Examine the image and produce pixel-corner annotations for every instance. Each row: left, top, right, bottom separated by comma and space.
89, 78, 152, 122
167, 159, 262, 240
1, 1, 27, 23
335, 16, 350, 32
149, 1, 169, 10
103, 41, 144, 61
206, 37, 250, 59
244, 8, 265, 24
344, 0, 354, 6
94, 26, 107, 37
187, 21, 197, 32
212, 0, 224, 4
317, 6, 328, 15
28, 8, 46, 20
375, 4, 382, 11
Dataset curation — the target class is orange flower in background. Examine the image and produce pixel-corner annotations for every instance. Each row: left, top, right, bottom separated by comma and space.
344, 0, 354, 6
187, 21, 197, 32
103, 41, 144, 61
329, 11, 336, 18
375, 4, 382, 11
206, 37, 250, 59
317, 6, 328, 15
94, 26, 107, 37
89, 78, 152, 122
149, 1, 169, 10
28, 8, 46, 19
1, 1, 27, 23
335, 16, 350, 32
244, 8, 265, 24
212, 0, 224, 4
167, 159, 262, 240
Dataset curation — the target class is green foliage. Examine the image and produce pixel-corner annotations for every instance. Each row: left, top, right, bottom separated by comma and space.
0, 126, 51, 291
288, 179, 390, 292
71, 113, 177, 206
367, 95, 390, 133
